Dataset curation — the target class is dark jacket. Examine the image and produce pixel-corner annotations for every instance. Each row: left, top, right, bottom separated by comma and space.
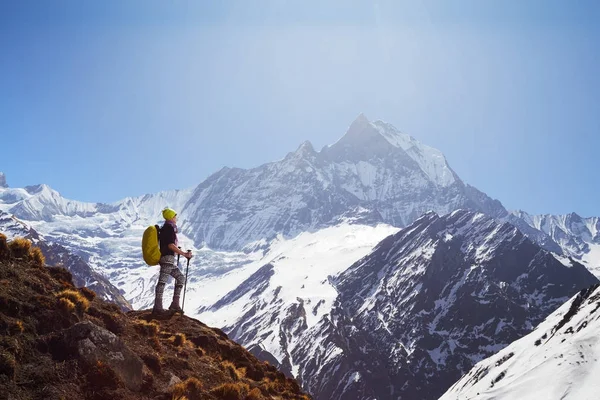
160, 222, 177, 256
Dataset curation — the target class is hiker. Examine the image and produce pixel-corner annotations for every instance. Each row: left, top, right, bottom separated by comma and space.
152, 208, 192, 314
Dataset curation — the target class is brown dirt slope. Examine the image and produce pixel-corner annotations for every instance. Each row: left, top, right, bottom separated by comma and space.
0, 234, 311, 400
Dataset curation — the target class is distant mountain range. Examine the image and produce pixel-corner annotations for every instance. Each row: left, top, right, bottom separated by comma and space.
1, 114, 598, 399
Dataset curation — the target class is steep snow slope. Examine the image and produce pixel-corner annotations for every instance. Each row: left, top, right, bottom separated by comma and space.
194, 223, 399, 376
373, 118, 457, 187
305, 210, 598, 400
440, 284, 600, 400
200, 210, 599, 400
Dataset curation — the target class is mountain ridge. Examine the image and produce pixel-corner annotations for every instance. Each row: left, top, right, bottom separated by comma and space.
440, 283, 600, 400
198, 209, 599, 399
1, 115, 599, 399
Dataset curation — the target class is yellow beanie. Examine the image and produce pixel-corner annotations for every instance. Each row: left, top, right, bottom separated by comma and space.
162, 208, 177, 220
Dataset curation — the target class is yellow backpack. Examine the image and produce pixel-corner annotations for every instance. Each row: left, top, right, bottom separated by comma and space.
142, 225, 161, 265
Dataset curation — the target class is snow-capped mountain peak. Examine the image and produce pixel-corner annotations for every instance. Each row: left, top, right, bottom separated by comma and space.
0, 182, 101, 221
2, 115, 600, 399
372, 120, 457, 187
1, 116, 508, 253
324, 113, 397, 162
0, 172, 7, 188
325, 114, 457, 187
286, 140, 317, 162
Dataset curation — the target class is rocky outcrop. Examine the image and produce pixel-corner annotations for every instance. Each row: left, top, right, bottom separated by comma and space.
60, 321, 144, 391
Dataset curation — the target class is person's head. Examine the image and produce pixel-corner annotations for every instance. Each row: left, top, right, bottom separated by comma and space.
162, 208, 177, 222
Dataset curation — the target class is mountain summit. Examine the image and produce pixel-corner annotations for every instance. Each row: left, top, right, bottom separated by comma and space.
181, 116, 505, 249
324, 114, 403, 162
0, 172, 7, 188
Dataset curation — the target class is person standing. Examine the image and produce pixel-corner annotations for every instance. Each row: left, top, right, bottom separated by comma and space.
152, 208, 192, 314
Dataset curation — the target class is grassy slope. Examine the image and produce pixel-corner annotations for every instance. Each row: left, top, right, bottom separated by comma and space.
0, 236, 310, 400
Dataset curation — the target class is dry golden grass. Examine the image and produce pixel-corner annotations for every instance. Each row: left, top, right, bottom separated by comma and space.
87, 360, 120, 389
56, 289, 90, 313
28, 246, 45, 267
0, 233, 9, 260
79, 286, 96, 301
261, 379, 297, 396
134, 320, 160, 337
57, 297, 75, 314
170, 333, 187, 347
0, 242, 312, 400
171, 377, 203, 400
246, 387, 264, 400
8, 237, 31, 259
9, 320, 24, 335
209, 382, 250, 400
221, 360, 246, 381
150, 336, 162, 351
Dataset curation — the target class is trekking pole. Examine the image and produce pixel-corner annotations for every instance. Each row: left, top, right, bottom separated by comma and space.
182, 249, 191, 313
177, 246, 181, 267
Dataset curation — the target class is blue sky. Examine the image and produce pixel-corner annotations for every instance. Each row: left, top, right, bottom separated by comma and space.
1, 1, 599, 216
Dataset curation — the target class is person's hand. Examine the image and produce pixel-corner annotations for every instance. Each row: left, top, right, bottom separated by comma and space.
184, 250, 193, 260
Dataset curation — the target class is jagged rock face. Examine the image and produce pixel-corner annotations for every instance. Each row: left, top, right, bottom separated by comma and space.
302, 210, 598, 400
195, 223, 401, 386
182, 116, 506, 250
59, 321, 144, 391
0, 172, 7, 188
213, 210, 598, 400
513, 211, 600, 274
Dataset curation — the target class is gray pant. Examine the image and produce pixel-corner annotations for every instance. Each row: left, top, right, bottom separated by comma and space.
153, 255, 185, 309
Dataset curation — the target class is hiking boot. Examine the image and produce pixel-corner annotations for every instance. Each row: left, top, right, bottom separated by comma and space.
152, 306, 166, 315
168, 303, 183, 313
